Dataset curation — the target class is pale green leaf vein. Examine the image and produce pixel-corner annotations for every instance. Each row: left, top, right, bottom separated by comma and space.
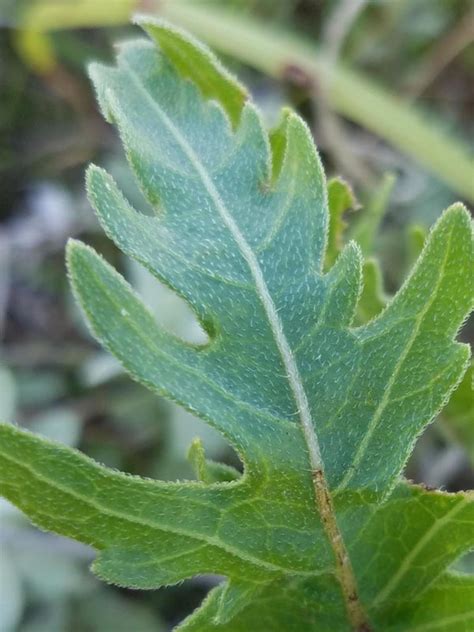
0, 446, 323, 577
372, 495, 471, 606
336, 224, 455, 492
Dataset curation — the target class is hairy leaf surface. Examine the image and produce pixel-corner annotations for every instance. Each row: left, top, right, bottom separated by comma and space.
0, 17, 472, 631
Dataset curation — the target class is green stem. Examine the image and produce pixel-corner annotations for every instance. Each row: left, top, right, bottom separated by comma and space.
21, 0, 473, 201
158, 1, 473, 203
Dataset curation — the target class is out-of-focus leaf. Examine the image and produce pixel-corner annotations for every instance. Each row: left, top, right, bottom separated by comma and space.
350, 172, 395, 256
268, 107, 290, 183
406, 223, 427, 268
356, 259, 387, 325
188, 438, 240, 484
442, 362, 474, 463
325, 176, 357, 270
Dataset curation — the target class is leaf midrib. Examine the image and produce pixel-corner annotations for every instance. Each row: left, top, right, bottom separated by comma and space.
119, 58, 368, 627
121, 52, 323, 477
0, 442, 323, 577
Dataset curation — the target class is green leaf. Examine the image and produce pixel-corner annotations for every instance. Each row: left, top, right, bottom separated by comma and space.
355, 259, 387, 325
406, 223, 427, 268
324, 177, 358, 270
187, 438, 240, 484
350, 172, 395, 256
16, 1, 474, 201
138, 16, 247, 129
1, 20, 473, 631
442, 362, 474, 464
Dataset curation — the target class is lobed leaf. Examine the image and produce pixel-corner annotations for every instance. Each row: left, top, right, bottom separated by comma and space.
0, 18, 472, 631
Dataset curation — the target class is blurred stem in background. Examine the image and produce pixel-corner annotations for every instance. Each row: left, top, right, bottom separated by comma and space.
10, 0, 474, 202
315, 0, 372, 187
405, 7, 474, 97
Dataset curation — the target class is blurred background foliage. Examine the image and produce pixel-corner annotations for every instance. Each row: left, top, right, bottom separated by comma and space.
0, 1, 473, 630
